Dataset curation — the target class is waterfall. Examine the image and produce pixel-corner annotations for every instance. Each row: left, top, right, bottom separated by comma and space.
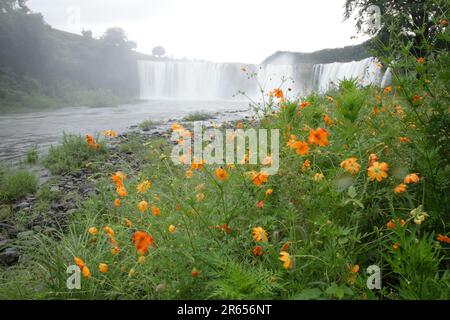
138, 57, 389, 100
312, 57, 385, 92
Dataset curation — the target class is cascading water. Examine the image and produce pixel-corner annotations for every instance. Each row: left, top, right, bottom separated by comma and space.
312, 57, 385, 92
138, 57, 389, 100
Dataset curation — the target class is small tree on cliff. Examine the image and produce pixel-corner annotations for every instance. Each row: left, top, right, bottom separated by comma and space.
152, 46, 166, 57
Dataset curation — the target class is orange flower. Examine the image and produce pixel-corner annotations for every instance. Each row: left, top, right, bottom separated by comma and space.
116, 186, 127, 198
324, 114, 332, 126
252, 246, 264, 257
81, 266, 91, 278
436, 234, 450, 244
412, 94, 422, 103
340, 157, 361, 175
168, 224, 176, 234
124, 218, 133, 228
350, 264, 360, 273
299, 101, 311, 109
171, 123, 184, 131
281, 242, 291, 251
393, 243, 400, 251
292, 141, 310, 156
301, 159, 310, 172
191, 159, 205, 171
279, 251, 293, 270
102, 130, 117, 138
368, 153, 378, 166
308, 128, 329, 147
394, 184, 407, 194
138, 200, 149, 213
399, 137, 411, 143
236, 122, 244, 129
252, 226, 268, 242
132, 231, 155, 256
137, 180, 151, 193
191, 268, 200, 277
250, 170, 269, 187
215, 167, 229, 181
286, 135, 297, 148
257, 201, 264, 209
269, 88, 284, 99
150, 204, 161, 216
265, 189, 273, 196
88, 227, 98, 236
403, 173, 420, 184
111, 246, 120, 256
103, 226, 115, 238
114, 198, 121, 207
387, 219, 406, 230
74, 257, 85, 269
98, 263, 108, 273
383, 86, 392, 94
416, 57, 425, 63
367, 162, 389, 182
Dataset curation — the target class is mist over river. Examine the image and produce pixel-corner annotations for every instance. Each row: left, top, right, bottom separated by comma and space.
0, 99, 249, 163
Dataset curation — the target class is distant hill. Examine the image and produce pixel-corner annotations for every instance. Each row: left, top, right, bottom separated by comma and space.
262, 41, 371, 65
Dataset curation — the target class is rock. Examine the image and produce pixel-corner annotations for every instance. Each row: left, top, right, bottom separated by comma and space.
66, 209, 77, 215
0, 247, 19, 266
50, 186, 59, 192
16, 201, 30, 210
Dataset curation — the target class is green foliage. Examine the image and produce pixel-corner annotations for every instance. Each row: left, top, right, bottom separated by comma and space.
25, 146, 38, 165
43, 134, 108, 175
335, 78, 370, 123
0, 167, 37, 203
138, 119, 162, 131
183, 111, 216, 122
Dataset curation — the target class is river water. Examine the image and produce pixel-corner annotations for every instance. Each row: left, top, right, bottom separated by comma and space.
0, 99, 249, 163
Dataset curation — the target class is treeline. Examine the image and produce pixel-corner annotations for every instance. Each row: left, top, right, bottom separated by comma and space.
0, 0, 142, 112
263, 42, 370, 65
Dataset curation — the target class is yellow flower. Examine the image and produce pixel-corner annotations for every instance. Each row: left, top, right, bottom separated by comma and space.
88, 227, 98, 236
313, 173, 325, 182
116, 186, 127, 198
98, 263, 108, 273
137, 180, 151, 193
265, 189, 273, 196
102, 130, 117, 138
340, 157, 361, 175
110, 246, 120, 256
169, 224, 176, 234
196, 193, 205, 202
124, 218, 133, 228
367, 162, 389, 182
252, 226, 268, 242
279, 251, 293, 270
137, 200, 149, 213
138, 256, 146, 264
185, 170, 194, 179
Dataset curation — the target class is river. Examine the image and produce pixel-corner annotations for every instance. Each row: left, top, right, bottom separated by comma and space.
0, 99, 249, 163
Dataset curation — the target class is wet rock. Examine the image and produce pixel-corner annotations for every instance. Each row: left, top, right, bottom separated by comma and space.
0, 247, 19, 266
17, 230, 35, 240
16, 201, 30, 210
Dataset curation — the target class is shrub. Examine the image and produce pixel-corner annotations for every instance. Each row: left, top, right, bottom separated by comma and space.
0, 168, 37, 203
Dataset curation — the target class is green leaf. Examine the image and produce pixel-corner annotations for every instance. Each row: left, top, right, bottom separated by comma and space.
347, 186, 357, 198
293, 288, 322, 300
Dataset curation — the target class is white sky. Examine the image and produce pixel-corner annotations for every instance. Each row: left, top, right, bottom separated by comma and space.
27, 0, 369, 64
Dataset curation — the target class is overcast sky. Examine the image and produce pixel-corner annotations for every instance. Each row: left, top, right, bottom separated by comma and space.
27, 0, 369, 63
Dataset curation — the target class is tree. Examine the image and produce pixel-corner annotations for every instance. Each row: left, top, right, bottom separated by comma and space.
344, 0, 449, 57
100, 27, 136, 50
152, 46, 166, 57
81, 29, 93, 39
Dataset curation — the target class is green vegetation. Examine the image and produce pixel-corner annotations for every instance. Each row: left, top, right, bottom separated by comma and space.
43, 134, 108, 175
138, 119, 162, 131
0, 1, 143, 113
183, 111, 216, 122
0, 167, 37, 203
24, 146, 38, 165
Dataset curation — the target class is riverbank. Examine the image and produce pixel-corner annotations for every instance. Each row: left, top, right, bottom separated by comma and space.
1, 80, 449, 299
